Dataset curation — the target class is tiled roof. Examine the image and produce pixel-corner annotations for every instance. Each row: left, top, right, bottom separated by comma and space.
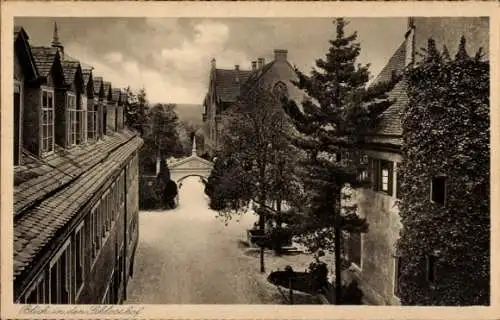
111, 88, 121, 102
214, 68, 252, 102
65, 54, 93, 70
374, 80, 407, 137
82, 68, 92, 85
103, 81, 112, 97
93, 76, 103, 95
31, 46, 59, 78
368, 40, 409, 143
372, 41, 407, 85
61, 60, 80, 85
14, 26, 24, 40
243, 61, 275, 88
13, 129, 143, 279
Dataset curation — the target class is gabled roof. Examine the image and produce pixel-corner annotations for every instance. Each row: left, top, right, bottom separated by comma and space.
111, 88, 121, 102
30, 46, 59, 78
372, 41, 407, 85
82, 68, 92, 85
93, 76, 103, 95
14, 26, 28, 41
243, 61, 276, 88
369, 40, 409, 144
14, 26, 39, 81
61, 60, 80, 85
214, 68, 252, 102
103, 81, 112, 98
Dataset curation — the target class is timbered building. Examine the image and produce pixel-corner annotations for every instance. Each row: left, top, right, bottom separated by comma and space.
13, 25, 143, 304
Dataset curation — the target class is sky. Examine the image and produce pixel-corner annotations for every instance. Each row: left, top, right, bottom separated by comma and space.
15, 17, 407, 104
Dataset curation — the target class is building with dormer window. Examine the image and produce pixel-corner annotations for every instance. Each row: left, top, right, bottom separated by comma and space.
202, 49, 306, 157
13, 24, 143, 305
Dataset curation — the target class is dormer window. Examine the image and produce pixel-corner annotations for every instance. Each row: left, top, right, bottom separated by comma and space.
66, 92, 78, 146
41, 87, 55, 154
88, 103, 98, 142
80, 95, 88, 144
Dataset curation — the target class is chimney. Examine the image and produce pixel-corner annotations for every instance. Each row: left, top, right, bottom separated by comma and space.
235, 64, 240, 71
274, 49, 288, 62
251, 61, 257, 71
257, 57, 265, 69
211, 58, 216, 69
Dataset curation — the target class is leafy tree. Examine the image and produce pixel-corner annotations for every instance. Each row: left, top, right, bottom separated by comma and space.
125, 87, 150, 136
397, 37, 489, 305
283, 18, 399, 304
144, 103, 185, 159
208, 82, 299, 271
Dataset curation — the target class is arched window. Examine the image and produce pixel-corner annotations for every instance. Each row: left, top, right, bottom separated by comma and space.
272, 81, 289, 101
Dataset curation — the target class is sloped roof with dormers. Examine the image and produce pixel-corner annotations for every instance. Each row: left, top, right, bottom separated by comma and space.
111, 88, 122, 103
13, 129, 143, 282
103, 81, 112, 99
30, 46, 59, 78
93, 76, 103, 96
214, 68, 252, 102
61, 59, 81, 86
14, 26, 39, 82
367, 40, 408, 147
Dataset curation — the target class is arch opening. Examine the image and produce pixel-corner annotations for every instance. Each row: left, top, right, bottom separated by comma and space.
176, 174, 208, 188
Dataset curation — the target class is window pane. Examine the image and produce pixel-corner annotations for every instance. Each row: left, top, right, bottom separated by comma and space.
48, 92, 53, 108
42, 91, 48, 107
431, 177, 447, 204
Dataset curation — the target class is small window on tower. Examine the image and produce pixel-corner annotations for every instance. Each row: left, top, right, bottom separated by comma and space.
431, 176, 447, 205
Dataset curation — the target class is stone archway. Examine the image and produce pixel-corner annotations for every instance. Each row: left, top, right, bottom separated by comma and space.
168, 137, 213, 191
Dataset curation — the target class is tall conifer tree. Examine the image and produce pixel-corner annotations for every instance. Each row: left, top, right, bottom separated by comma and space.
284, 18, 398, 304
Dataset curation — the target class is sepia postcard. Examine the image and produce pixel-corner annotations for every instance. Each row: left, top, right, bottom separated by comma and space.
1, 1, 499, 319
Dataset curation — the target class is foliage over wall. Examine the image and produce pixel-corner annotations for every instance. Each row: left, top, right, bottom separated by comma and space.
397, 37, 489, 305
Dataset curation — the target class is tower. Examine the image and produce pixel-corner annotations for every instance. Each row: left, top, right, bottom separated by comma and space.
51, 22, 64, 59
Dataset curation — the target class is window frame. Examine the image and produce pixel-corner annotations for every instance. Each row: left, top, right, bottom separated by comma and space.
48, 239, 71, 304
66, 92, 78, 147
24, 273, 45, 304
73, 221, 85, 301
40, 87, 55, 155
80, 94, 88, 144
430, 175, 447, 206
87, 103, 99, 142
370, 158, 394, 196
348, 232, 363, 271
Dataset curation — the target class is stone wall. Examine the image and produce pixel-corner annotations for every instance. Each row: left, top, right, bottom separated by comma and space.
345, 149, 403, 305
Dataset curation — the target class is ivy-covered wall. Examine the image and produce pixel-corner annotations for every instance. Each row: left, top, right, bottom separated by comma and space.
397, 38, 489, 306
